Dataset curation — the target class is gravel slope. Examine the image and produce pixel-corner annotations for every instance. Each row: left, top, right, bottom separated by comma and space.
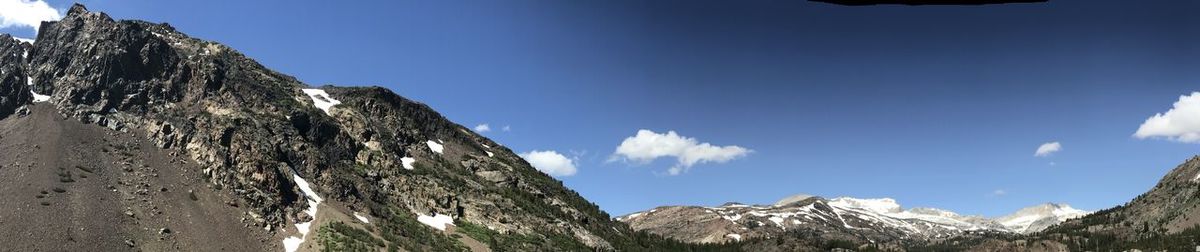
0, 104, 273, 251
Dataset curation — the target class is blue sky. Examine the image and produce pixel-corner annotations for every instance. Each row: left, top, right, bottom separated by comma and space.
3, 0, 1198, 217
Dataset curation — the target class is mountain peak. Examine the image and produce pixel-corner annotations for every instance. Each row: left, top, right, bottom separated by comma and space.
774, 194, 816, 206
996, 203, 1090, 234
66, 3, 90, 17
829, 197, 902, 213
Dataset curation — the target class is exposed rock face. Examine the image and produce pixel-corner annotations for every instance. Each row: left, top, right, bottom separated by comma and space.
0, 34, 32, 118
0, 4, 669, 251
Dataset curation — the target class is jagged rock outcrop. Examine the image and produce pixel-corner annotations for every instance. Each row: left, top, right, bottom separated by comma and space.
0, 34, 32, 118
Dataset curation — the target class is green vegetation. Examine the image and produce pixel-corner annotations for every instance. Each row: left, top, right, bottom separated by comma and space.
454, 219, 591, 251
317, 221, 385, 252
1047, 225, 1200, 251
371, 206, 469, 252
455, 219, 742, 252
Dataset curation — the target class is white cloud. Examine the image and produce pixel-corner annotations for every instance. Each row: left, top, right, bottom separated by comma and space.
611, 129, 751, 175
1134, 92, 1200, 143
1034, 142, 1061, 157
502, 125, 511, 132
473, 124, 491, 133
519, 150, 577, 177
0, 0, 61, 31
992, 189, 1007, 196
13, 37, 34, 43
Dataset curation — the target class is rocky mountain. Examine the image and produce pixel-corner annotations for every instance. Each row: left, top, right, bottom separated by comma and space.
0, 4, 740, 252
619, 195, 1089, 247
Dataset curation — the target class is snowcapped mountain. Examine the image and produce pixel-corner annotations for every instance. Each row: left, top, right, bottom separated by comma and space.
995, 203, 1089, 234
619, 194, 1088, 245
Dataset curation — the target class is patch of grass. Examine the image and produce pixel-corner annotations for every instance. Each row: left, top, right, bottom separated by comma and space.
373, 206, 468, 252
454, 219, 590, 252
316, 221, 385, 252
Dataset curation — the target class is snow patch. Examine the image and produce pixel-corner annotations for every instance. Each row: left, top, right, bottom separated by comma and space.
401, 157, 416, 170
354, 212, 370, 224
30, 90, 49, 102
720, 213, 743, 224
301, 89, 341, 115
486, 151, 494, 157
283, 174, 323, 252
769, 216, 785, 228
426, 140, 444, 154
829, 197, 901, 214
725, 233, 742, 241
622, 212, 646, 220
417, 213, 455, 231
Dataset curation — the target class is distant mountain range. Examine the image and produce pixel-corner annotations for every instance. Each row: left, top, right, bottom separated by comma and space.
618, 157, 1200, 251
618, 194, 1088, 245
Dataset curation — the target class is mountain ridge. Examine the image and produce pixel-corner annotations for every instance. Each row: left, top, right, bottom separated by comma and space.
0, 4, 739, 251
619, 194, 1089, 246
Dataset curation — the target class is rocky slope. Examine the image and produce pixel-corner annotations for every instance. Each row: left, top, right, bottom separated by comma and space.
1022, 155, 1200, 250
0, 4, 737, 252
619, 195, 1089, 247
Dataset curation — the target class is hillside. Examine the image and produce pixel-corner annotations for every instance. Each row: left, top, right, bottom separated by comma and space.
0, 4, 738, 252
